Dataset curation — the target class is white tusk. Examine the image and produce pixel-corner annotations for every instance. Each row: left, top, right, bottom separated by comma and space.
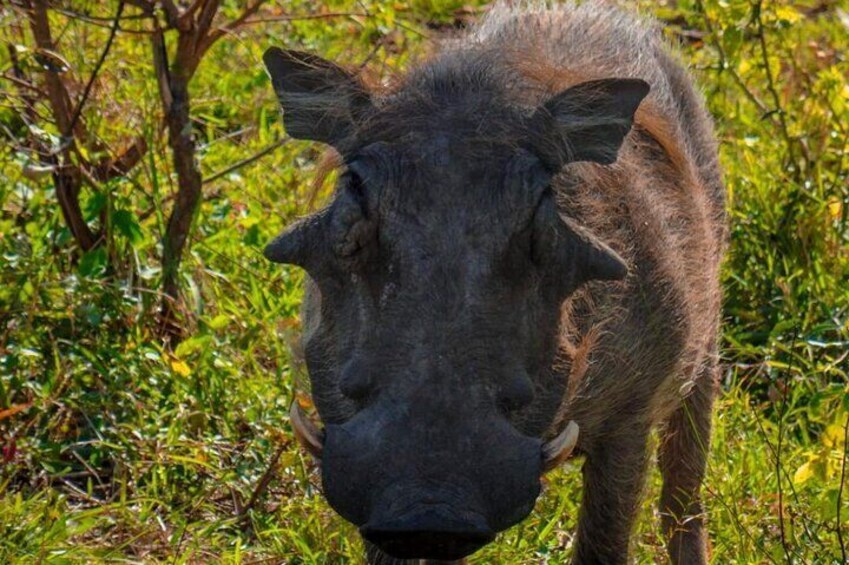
290, 400, 324, 460
542, 420, 579, 472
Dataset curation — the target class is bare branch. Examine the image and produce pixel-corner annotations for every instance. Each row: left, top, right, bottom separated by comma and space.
202, 137, 288, 185
695, 0, 769, 115
178, 0, 206, 29
124, 0, 154, 13
204, 0, 267, 46
195, 0, 221, 39
838, 413, 849, 563
237, 11, 369, 28
50, 5, 148, 22
753, 0, 803, 166
239, 440, 289, 521
93, 136, 149, 182
27, 0, 99, 250
51, 6, 154, 35
159, 0, 183, 29
2, 71, 47, 97
149, 18, 173, 111
67, 1, 126, 137
28, 0, 76, 138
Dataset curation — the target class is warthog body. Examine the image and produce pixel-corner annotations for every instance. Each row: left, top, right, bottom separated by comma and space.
263, 1, 725, 563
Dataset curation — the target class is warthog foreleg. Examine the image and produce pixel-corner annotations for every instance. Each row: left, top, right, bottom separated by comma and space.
571, 422, 651, 564
658, 355, 718, 565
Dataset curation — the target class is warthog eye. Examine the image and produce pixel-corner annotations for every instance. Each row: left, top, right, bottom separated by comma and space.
263, 156, 380, 276
330, 169, 373, 260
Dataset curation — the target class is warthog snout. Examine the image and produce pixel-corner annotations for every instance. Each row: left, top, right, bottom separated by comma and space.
287, 399, 580, 559
314, 395, 543, 560
361, 500, 494, 560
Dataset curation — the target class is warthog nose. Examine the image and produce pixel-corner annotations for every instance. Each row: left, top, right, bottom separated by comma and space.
360, 506, 495, 560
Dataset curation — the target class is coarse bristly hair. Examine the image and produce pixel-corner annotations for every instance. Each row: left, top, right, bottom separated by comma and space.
317, 0, 724, 227
292, 2, 727, 563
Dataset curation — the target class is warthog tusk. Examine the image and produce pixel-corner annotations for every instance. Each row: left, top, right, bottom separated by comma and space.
542, 420, 579, 472
290, 400, 324, 460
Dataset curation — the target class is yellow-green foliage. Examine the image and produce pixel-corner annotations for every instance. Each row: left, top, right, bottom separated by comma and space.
0, 0, 847, 562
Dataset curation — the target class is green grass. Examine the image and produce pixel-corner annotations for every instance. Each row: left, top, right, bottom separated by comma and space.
1, 0, 847, 562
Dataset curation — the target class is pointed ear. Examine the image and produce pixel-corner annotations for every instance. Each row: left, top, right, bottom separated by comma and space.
263, 47, 373, 147
529, 78, 650, 171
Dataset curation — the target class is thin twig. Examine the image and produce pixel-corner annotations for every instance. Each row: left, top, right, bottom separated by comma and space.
239, 12, 370, 26
695, 0, 769, 115
748, 329, 814, 562
51, 7, 153, 35
178, 0, 206, 27
1, 72, 48, 96
205, 0, 267, 44
159, 0, 184, 29
70, 450, 107, 492
838, 413, 849, 563
774, 335, 793, 565
58, 477, 106, 505
191, 236, 277, 287
753, 0, 803, 167
202, 137, 288, 185
124, 0, 155, 14
750, 400, 824, 555
51, 6, 147, 22
239, 440, 288, 520
700, 479, 780, 564
67, 0, 126, 137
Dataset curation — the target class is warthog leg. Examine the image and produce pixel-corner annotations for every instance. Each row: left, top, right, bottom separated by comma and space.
658, 353, 719, 565
571, 422, 651, 564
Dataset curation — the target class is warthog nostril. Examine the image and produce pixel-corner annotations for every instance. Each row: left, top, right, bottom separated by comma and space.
361, 507, 495, 560
498, 372, 535, 412
338, 356, 373, 401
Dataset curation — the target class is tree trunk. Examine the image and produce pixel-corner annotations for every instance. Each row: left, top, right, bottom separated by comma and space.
159, 76, 203, 331
54, 168, 98, 251
28, 0, 99, 252
144, 0, 267, 338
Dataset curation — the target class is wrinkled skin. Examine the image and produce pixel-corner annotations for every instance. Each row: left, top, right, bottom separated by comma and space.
262, 3, 725, 564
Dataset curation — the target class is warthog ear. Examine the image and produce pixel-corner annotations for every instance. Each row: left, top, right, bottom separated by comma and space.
530, 78, 650, 171
263, 48, 373, 147
533, 194, 627, 288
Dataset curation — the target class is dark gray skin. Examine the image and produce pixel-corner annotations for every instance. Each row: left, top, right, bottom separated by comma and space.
262, 3, 725, 564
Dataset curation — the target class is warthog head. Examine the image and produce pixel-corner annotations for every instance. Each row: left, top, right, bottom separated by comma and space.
263, 48, 647, 560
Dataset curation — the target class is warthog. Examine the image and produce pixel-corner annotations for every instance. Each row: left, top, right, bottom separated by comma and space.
262, 1, 725, 563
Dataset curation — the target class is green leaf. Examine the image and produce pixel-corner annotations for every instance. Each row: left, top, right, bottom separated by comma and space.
83, 192, 106, 222
78, 247, 107, 278
242, 223, 260, 246
112, 209, 143, 245
208, 314, 231, 330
